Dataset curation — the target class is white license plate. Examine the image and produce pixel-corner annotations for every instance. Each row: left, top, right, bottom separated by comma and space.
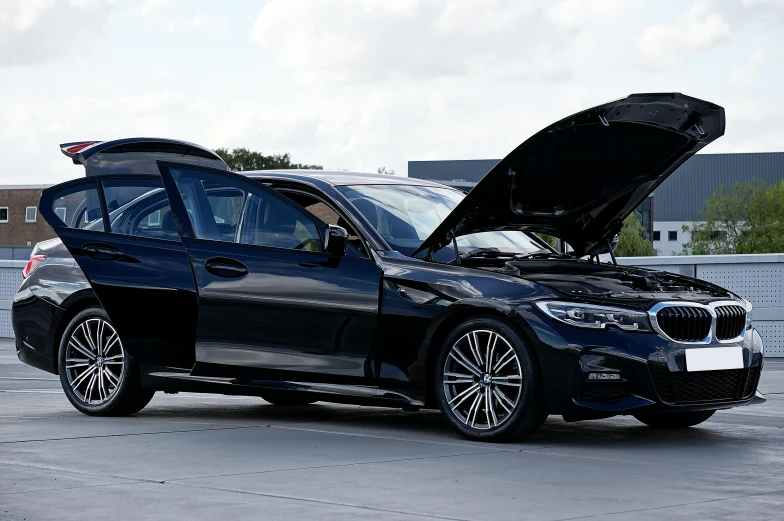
685, 346, 743, 372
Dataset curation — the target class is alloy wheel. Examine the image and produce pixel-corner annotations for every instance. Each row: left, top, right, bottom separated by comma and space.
442, 329, 523, 430
64, 318, 125, 405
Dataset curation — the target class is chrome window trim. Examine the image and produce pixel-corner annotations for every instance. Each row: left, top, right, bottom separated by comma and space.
648, 300, 751, 345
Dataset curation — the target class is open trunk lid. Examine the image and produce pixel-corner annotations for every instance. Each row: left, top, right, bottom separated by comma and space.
60, 137, 228, 176
414, 93, 725, 258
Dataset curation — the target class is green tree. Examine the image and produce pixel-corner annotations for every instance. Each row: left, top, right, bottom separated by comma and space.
683, 179, 784, 255
615, 211, 657, 257
214, 147, 322, 171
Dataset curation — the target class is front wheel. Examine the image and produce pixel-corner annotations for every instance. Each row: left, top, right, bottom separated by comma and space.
634, 410, 715, 429
58, 307, 155, 416
434, 317, 544, 442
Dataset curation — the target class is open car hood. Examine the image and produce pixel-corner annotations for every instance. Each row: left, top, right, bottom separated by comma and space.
414, 93, 725, 258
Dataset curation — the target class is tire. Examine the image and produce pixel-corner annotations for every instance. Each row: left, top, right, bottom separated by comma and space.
434, 316, 544, 442
58, 307, 155, 416
260, 390, 318, 406
634, 410, 716, 429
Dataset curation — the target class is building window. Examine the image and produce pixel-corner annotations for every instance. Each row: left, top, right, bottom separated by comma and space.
652, 231, 661, 241
668, 230, 678, 242
26, 207, 37, 223
55, 207, 67, 222
0, 207, 7, 223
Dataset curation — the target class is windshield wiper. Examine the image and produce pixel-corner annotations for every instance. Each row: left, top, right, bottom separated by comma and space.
512, 249, 569, 260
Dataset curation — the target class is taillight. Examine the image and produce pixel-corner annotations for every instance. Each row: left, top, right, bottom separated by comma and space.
64, 142, 97, 154
22, 255, 46, 279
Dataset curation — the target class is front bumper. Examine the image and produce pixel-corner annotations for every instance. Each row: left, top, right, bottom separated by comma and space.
516, 306, 765, 421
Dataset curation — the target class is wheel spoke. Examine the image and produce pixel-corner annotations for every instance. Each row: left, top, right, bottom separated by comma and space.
449, 350, 482, 377
104, 368, 120, 386
467, 331, 483, 367
69, 338, 95, 361
493, 347, 516, 373
449, 383, 480, 409
81, 322, 95, 352
103, 354, 123, 361
96, 320, 105, 356
99, 368, 107, 401
465, 391, 482, 426
71, 365, 96, 389
488, 389, 498, 427
492, 388, 513, 413
84, 373, 97, 403
66, 362, 90, 369
493, 375, 522, 387
485, 332, 498, 373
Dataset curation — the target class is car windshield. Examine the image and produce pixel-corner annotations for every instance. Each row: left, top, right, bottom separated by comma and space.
337, 184, 545, 258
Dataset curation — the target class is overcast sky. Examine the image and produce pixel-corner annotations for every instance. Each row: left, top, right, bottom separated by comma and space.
1, 0, 782, 184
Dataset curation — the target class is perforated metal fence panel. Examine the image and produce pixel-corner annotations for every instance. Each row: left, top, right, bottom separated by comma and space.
0, 262, 25, 338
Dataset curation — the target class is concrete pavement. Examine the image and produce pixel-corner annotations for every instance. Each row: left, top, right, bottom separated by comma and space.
1, 338, 783, 520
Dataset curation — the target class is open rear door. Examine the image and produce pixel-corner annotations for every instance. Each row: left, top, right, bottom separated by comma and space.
39, 175, 198, 370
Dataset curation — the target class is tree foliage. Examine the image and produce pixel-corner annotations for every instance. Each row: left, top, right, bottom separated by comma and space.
615, 212, 657, 257
214, 147, 322, 171
683, 179, 784, 255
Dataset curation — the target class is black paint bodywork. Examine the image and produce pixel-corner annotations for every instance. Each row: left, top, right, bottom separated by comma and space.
13, 169, 766, 419
12, 95, 766, 421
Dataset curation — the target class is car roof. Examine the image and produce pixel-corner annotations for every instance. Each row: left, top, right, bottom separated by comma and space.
243, 169, 451, 188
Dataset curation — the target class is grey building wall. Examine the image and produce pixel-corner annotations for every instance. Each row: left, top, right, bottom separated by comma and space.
408, 152, 784, 222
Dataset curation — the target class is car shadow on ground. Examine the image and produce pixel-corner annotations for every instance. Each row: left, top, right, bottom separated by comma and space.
132, 398, 752, 449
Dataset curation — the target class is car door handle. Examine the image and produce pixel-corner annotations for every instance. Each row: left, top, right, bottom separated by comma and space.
298, 262, 321, 268
204, 258, 248, 278
82, 243, 124, 261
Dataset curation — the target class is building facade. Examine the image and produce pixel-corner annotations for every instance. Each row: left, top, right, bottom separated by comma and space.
0, 185, 55, 247
409, 152, 784, 256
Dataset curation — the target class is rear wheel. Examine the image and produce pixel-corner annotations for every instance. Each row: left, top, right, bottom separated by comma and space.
634, 410, 715, 429
260, 391, 318, 406
434, 317, 544, 442
58, 307, 155, 416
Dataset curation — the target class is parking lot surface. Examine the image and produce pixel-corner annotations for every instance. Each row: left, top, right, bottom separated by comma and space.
1, 338, 783, 520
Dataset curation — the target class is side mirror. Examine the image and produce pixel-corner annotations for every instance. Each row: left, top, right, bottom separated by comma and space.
325, 224, 348, 256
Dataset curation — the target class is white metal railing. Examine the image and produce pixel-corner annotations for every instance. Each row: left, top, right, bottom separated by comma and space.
2, 255, 782, 357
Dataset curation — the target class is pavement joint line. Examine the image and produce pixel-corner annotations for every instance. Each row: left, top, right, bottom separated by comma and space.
0, 460, 167, 486
0, 389, 63, 393
0, 459, 468, 520
0, 424, 272, 445
0, 481, 142, 497
551, 488, 784, 520
173, 449, 510, 482
164, 480, 471, 521
0, 376, 59, 381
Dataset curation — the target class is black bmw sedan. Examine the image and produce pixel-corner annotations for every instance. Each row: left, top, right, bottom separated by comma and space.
13, 93, 765, 442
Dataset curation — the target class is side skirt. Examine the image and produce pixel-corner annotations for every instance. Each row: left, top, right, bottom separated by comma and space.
143, 370, 425, 409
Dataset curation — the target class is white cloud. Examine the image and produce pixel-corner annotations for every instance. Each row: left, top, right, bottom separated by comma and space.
639, 0, 732, 68
728, 50, 765, 89
0, 0, 111, 67
250, 0, 576, 84
139, 0, 177, 16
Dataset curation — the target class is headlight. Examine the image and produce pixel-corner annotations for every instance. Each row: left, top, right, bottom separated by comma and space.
535, 301, 652, 332
743, 299, 753, 330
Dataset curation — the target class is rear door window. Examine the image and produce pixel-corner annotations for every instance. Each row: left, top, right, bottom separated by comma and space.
50, 183, 105, 231
101, 178, 179, 241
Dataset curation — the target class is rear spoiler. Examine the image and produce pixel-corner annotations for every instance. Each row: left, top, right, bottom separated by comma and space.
60, 137, 228, 176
